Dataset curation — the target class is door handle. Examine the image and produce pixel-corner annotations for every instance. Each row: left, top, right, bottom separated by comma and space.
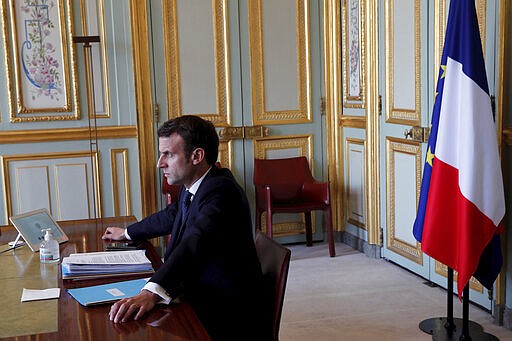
404, 126, 430, 143
218, 125, 270, 140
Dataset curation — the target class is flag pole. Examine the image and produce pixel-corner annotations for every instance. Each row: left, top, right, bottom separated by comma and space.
451, 283, 500, 341
419, 268, 500, 341
418, 267, 482, 337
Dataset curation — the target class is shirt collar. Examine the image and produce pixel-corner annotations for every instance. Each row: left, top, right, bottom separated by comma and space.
185, 166, 212, 198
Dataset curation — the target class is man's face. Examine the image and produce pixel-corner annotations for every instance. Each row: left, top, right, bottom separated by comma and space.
157, 134, 193, 186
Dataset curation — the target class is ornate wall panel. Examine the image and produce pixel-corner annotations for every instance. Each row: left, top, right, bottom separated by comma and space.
249, 0, 312, 124
385, 137, 423, 264
111, 148, 131, 217
79, 0, 110, 118
346, 138, 366, 229
342, 0, 365, 108
162, 0, 231, 126
2, 151, 99, 221
13, 165, 51, 216
54, 162, 90, 220
1, 0, 79, 121
385, 0, 421, 125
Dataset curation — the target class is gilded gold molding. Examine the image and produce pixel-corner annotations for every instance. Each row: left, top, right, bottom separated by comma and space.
111, 149, 131, 217
323, 0, 345, 231
495, 0, 509, 307
1, 0, 10, 123
163, 0, 231, 126
2, 150, 100, 221
218, 140, 233, 171
6, 0, 80, 121
261, 219, 305, 237
345, 137, 366, 229
433, 0, 446, 90
385, 137, 423, 264
339, 115, 366, 129
79, 0, 111, 119
130, 0, 157, 218
342, 0, 366, 108
364, 0, 380, 245
249, 0, 312, 124
476, 0, 486, 53
0, 125, 137, 144
385, 0, 421, 125
253, 135, 312, 166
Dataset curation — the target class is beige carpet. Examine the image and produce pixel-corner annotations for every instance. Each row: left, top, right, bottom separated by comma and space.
279, 242, 512, 341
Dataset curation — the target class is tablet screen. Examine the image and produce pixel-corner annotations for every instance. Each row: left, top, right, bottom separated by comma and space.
9, 209, 68, 252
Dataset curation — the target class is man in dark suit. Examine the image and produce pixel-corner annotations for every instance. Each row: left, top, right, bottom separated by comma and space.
102, 115, 271, 340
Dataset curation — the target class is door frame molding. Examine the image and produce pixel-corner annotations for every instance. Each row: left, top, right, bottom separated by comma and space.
129, 0, 157, 217
323, 0, 380, 244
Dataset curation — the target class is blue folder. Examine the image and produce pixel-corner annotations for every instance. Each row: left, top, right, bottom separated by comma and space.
67, 278, 149, 306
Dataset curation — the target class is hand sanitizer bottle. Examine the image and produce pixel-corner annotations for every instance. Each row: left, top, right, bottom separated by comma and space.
40, 229, 60, 263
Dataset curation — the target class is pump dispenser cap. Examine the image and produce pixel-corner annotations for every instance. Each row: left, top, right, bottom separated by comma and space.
42, 229, 52, 241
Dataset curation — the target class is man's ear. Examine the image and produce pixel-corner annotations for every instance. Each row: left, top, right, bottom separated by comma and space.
191, 148, 205, 165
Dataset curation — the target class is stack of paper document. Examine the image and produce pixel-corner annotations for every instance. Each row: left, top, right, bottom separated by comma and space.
61, 250, 154, 279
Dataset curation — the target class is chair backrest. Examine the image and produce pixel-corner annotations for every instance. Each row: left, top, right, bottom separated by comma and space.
255, 231, 292, 341
253, 157, 315, 202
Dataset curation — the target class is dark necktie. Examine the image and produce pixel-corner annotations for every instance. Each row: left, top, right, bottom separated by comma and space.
181, 190, 192, 219
165, 190, 193, 258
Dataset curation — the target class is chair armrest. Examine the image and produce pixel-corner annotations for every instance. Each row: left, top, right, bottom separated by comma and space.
301, 182, 330, 204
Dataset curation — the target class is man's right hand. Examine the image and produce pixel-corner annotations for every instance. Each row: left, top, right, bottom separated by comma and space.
102, 226, 128, 241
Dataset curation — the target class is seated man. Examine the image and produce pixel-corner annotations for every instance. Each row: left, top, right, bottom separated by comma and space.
102, 115, 271, 340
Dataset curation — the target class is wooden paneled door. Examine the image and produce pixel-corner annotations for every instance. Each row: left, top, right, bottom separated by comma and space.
148, 0, 329, 244
379, 0, 498, 310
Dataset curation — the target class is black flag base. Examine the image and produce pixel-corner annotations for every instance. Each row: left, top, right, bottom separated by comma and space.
418, 268, 499, 340
432, 320, 499, 341
419, 317, 482, 335
419, 317, 499, 341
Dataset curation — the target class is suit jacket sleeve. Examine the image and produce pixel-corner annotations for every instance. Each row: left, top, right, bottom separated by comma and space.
148, 169, 261, 300
126, 200, 179, 240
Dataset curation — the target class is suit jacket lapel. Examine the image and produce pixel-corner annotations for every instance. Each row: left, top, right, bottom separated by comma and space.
165, 190, 187, 259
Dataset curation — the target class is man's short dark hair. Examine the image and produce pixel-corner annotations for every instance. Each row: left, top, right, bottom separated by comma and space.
157, 115, 219, 165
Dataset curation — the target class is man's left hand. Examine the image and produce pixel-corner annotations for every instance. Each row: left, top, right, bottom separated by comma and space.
109, 290, 159, 323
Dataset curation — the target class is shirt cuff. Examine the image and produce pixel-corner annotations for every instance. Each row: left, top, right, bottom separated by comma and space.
142, 282, 172, 305
124, 229, 132, 241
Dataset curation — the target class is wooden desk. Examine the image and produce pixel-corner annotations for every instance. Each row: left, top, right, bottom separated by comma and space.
0, 216, 210, 340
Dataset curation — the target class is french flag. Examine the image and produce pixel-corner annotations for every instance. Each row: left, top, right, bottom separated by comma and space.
413, 0, 505, 297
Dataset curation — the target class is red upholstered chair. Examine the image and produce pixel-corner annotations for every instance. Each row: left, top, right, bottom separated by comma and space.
255, 231, 291, 341
253, 156, 335, 257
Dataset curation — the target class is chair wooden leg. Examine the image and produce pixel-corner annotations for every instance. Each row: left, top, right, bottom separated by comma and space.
326, 207, 335, 257
305, 212, 312, 247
